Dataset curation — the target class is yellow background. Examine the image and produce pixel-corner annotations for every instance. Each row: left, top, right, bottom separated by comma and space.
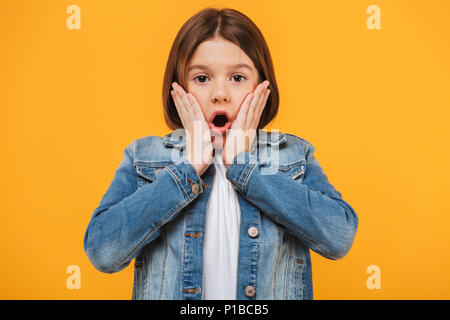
1, 0, 449, 299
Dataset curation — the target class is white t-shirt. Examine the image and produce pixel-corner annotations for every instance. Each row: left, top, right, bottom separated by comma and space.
202, 149, 241, 300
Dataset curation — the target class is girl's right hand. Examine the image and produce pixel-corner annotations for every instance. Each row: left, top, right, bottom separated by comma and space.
170, 82, 213, 177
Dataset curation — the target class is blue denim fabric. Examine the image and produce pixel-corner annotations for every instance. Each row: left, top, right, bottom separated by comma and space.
83, 130, 358, 300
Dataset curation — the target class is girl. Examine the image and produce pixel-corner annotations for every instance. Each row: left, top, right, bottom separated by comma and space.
84, 7, 358, 300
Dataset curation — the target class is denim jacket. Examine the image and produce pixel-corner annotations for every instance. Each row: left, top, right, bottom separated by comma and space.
83, 129, 358, 300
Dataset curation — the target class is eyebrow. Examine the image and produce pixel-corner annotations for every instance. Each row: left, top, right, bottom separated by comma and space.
187, 63, 252, 73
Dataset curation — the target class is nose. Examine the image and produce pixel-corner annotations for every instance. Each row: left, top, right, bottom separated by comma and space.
212, 96, 228, 103
211, 82, 230, 103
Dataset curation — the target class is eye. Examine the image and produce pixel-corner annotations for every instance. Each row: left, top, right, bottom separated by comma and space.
192, 74, 247, 84
231, 74, 246, 82
193, 75, 209, 83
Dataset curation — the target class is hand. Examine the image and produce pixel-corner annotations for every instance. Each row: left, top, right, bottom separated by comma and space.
223, 80, 271, 168
170, 82, 213, 177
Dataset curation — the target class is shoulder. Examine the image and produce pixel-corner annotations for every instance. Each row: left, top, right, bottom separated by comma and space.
132, 135, 163, 147
124, 131, 316, 162
123, 135, 170, 162
283, 132, 314, 150
257, 131, 316, 166
123, 135, 163, 152
278, 132, 315, 157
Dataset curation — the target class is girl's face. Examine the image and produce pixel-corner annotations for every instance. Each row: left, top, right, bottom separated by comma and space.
185, 37, 260, 130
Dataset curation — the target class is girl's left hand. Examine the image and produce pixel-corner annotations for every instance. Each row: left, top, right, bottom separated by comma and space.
223, 80, 270, 168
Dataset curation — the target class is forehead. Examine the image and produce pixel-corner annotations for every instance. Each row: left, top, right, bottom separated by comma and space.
187, 38, 255, 71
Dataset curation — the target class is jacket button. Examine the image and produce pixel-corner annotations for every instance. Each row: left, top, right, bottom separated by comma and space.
192, 183, 199, 194
245, 285, 256, 298
247, 226, 259, 238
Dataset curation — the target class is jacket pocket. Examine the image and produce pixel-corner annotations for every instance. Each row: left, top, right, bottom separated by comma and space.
285, 255, 305, 300
134, 161, 172, 187
284, 236, 306, 300
278, 160, 306, 182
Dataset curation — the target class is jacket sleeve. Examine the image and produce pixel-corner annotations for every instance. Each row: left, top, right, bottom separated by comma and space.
83, 140, 204, 273
225, 145, 358, 260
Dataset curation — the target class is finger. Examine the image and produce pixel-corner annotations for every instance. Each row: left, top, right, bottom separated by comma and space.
171, 88, 185, 114
256, 88, 270, 115
244, 86, 261, 120
173, 82, 187, 95
175, 85, 196, 123
172, 82, 188, 109
171, 89, 188, 125
185, 93, 212, 143
254, 89, 270, 125
175, 83, 195, 117
181, 92, 196, 119
247, 84, 269, 126
186, 93, 203, 119
240, 91, 255, 117
248, 81, 268, 114
232, 91, 254, 128
173, 82, 196, 120
170, 89, 181, 114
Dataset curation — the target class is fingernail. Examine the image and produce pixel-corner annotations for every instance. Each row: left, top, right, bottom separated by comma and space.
172, 82, 176, 89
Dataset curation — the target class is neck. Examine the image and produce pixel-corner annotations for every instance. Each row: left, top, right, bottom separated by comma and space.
212, 134, 226, 150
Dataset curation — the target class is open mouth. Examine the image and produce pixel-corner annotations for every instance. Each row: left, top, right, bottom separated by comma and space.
209, 110, 232, 134
213, 114, 228, 127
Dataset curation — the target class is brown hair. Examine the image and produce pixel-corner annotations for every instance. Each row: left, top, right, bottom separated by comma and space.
162, 7, 279, 130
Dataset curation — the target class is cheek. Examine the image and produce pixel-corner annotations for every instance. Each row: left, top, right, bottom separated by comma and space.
236, 85, 255, 106
238, 82, 257, 100
188, 90, 208, 115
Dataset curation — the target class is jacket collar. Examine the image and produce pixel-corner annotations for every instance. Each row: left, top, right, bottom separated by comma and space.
163, 129, 286, 149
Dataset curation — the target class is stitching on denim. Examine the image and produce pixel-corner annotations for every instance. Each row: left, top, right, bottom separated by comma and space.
167, 165, 191, 201
242, 162, 257, 195
251, 230, 260, 299
295, 256, 305, 299
283, 133, 313, 171
278, 159, 307, 169
299, 258, 305, 299
135, 166, 157, 181
145, 245, 152, 300
272, 227, 283, 299
284, 237, 292, 299
303, 141, 314, 174
236, 160, 257, 196
295, 257, 304, 299
132, 266, 137, 299
133, 160, 173, 167
180, 214, 188, 299
159, 230, 169, 299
